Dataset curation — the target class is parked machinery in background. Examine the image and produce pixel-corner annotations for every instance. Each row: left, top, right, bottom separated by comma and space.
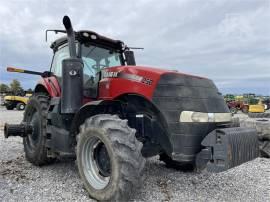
3, 93, 32, 110
225, 94, 265, 114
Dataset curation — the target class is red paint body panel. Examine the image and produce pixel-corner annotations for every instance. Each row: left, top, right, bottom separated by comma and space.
98, 66, 166, 100
98, 65, 206, 101
36, 65, 207, 103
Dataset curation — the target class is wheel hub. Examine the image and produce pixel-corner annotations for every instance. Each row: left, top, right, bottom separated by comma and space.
25, 111, 40, 150
82, 136, 111, 190
93, 143, 111, 177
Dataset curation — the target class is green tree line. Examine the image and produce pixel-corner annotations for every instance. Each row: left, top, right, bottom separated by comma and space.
0, 79, 32, 94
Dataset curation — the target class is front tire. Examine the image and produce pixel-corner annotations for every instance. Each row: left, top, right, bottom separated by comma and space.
23, 93, 54, 166
5, 105, 14, 110
76, 114, 145, 201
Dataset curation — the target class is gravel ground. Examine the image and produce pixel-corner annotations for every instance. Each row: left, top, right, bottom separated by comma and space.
0, 107, 269, 201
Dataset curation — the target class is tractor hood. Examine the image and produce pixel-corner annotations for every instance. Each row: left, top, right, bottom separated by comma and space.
108, 65, 205, 80
101, 65, 228, 107
100, 65, 191, 99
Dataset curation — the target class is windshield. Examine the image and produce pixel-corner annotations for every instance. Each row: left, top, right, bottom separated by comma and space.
81, 44, 122, 77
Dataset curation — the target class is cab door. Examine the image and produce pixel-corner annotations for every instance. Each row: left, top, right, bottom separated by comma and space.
48, 44, 70, 96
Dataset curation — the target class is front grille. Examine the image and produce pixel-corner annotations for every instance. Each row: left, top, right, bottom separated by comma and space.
152, 73, 230, 161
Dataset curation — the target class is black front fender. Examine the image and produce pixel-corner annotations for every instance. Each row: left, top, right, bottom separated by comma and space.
70, 100, 123, 134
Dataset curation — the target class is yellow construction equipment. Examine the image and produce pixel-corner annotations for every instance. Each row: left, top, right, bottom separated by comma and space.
4, 94, 31, 110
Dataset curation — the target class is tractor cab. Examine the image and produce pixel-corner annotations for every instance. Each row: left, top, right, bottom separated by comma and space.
50, 31, 135, 98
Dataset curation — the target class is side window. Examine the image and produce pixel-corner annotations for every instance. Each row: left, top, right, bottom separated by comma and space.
82, 57, 96, 78
82, 56, 99, 88
51, 45, 70, 77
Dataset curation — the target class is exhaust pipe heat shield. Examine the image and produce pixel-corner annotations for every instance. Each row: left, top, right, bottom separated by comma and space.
197, 127, 259, 172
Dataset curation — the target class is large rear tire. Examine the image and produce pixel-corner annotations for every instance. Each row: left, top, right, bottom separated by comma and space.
23, 93, 54, 166
16, 102, 25, 110
76, 114, 145, 201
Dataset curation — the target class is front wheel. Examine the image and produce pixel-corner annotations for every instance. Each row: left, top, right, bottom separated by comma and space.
76, 114, 145, 201
5, 105, 14, 110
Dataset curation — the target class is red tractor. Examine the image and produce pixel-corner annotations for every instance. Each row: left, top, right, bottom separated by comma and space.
4, 16, 259, 201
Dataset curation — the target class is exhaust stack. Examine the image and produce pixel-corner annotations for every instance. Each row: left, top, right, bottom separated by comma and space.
63, 16, 77, 58
61, 16, 83, 114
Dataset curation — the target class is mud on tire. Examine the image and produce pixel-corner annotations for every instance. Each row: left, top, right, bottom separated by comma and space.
76, 114, 145, 201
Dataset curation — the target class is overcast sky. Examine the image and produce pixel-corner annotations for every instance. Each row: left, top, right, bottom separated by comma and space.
0, 0, 270, 95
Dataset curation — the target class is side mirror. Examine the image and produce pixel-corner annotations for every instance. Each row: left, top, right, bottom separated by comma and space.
124, 51, 136, 65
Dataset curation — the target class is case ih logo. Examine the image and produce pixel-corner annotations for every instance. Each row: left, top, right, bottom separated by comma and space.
103, 71, 119, 78
102, 70, 153, 85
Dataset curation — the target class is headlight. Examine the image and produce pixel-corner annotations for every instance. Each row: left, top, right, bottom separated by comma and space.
180, 111, 232, 123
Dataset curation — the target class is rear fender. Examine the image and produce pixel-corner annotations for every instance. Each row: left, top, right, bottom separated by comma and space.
34, 76, 61, 97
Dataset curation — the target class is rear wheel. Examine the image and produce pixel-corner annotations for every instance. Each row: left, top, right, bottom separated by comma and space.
76, 114, 145, 201
16, 102, 25, 110
23, 93, 54, 165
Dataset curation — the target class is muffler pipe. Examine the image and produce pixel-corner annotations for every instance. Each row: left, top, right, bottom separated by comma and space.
4, 123, 33, 138
63, 15, 76, 58
60, 16, 83, 114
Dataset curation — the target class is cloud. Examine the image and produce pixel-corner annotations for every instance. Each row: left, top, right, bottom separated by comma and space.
0, 0, 269, 94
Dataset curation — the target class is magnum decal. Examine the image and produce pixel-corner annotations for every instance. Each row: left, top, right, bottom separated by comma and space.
102, 70, 153, 85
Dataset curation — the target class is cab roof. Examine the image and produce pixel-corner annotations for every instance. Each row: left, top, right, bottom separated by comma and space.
50, 30, 124, 52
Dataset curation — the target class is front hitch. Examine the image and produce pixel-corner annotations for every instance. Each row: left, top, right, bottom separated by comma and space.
4, 123, 33, 138
196, 127, 259, 172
